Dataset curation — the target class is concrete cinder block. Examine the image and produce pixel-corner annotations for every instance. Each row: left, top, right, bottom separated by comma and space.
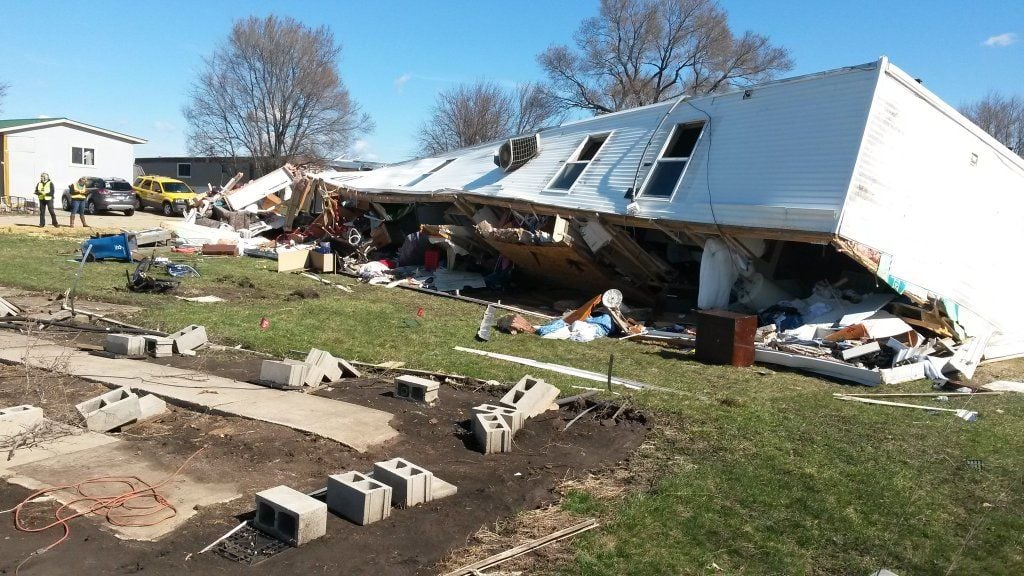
104, 334, 146, 356
260, 360, 309, 388
471, 403, 524, 433
254, 485, 327, 546
431, 477, 458, 500
282, 359, 322, 387
498, 375, 560, 418
142, 335, 174, 358
305, 348, 343, 383
75, 387, 141, 432
372, 458, 434, 508
168, 324, 208, 353
0, 405, 44, 433
394, 375, 440, 405
138, 395, 168, 421
473, 412, 512, 454
327, 471, 393, 525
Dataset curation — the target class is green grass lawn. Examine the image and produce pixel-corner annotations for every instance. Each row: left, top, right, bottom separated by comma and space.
2, 232, 1023, 575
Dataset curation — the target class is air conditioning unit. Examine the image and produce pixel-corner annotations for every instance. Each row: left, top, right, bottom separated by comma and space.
494, 134, 540, 172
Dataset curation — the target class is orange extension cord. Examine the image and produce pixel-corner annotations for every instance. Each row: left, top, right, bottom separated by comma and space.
8, 447, 206, 574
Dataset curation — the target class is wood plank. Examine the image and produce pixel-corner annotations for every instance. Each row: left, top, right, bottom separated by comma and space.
442, 520, 599, 576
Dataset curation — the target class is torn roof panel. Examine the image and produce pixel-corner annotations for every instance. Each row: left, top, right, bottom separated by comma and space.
339, 59, 883, 235
325, 57, 1024, 350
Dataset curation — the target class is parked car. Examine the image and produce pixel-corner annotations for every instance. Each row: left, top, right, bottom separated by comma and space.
132, 176, 197, 216
62, 177, 136, 216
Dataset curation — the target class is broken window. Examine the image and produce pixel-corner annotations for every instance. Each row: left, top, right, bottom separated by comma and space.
177, 163, 192, 178
547, 133, 609, 192
71, 147, 95, 166
639, 123, 704, 199
406, 158, 456, 186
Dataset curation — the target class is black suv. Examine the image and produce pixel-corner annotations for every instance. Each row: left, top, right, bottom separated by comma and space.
62, 177, 136, 216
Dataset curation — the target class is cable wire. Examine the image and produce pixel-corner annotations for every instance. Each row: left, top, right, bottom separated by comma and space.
10, 447, 206, 574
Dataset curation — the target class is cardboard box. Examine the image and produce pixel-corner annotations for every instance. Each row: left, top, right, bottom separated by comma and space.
310, 251, 335, 273
371, 222, 403, 248
277, 249, 311, 273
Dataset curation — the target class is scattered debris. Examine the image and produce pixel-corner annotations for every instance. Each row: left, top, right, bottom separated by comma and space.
127, 257, 180, 293
175, 295, 226, 303
454, 346, 677, 394
442, 519, 599, 576
834, 393, 979, 421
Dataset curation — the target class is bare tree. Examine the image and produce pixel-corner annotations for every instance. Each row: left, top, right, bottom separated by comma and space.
416, 81, 562, 156
538, 0, 793, 114
184, 15, 372, 176
960, 92, 1024, 157
0, 81, 8, 113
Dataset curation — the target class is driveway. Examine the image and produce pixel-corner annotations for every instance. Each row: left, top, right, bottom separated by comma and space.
0, 208, 177, 238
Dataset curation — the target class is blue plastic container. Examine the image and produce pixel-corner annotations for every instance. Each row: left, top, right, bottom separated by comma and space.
81, 233, 133, 262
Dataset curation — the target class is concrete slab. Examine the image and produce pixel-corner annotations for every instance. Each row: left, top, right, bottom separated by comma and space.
6, 442, 240, 541
0, 420, 118, 471
0, 332, 398, 452
0, 404, 44, 434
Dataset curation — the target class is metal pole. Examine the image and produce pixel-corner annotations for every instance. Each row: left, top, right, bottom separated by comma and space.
606, 354, 614, 392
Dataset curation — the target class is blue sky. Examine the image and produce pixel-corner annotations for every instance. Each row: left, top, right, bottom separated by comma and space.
1, 0, 1020, 163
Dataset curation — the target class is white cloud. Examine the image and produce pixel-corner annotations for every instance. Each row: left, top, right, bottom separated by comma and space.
36, 114, 51, 119
983, 32, 1017, 47
394, 73, 412, 93
153, 120, 177, 133
350, 139, 380, 161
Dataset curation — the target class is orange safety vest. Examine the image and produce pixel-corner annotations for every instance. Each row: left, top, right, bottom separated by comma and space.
35, 181, 53, 201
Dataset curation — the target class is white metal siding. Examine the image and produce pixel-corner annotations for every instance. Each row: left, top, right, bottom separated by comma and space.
642, 63, 879, 232
7, 125, 137, 201
840, 62, 1024, 340
339, 62, 881, 235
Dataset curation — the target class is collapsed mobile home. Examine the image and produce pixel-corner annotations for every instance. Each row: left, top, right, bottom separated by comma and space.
306, 57, 1024, 363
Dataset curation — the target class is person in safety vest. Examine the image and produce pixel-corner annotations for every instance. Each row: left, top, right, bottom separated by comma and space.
34, 173, 59, 228
68, 177, 90, 228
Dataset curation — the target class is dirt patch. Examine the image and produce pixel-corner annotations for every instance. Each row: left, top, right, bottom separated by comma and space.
0, 351, 647, 575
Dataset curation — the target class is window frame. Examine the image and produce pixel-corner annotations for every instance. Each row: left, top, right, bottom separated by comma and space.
543, 132, 612, 194
177, 163, 192, 179
71, 146, 96, 167
636, 122, 705, 201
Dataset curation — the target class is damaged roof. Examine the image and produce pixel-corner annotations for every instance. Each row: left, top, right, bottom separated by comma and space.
322, 56, 1024, 359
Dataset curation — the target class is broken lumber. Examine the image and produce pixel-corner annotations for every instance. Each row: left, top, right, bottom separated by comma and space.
442, 519, 599, 576
454, 346, 679, 394
338, 269, 556, 319
834, 394, 978, 421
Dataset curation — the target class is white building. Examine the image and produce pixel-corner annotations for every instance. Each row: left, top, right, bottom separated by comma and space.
0, 118, 146, 204
320, 57, 1024, 359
